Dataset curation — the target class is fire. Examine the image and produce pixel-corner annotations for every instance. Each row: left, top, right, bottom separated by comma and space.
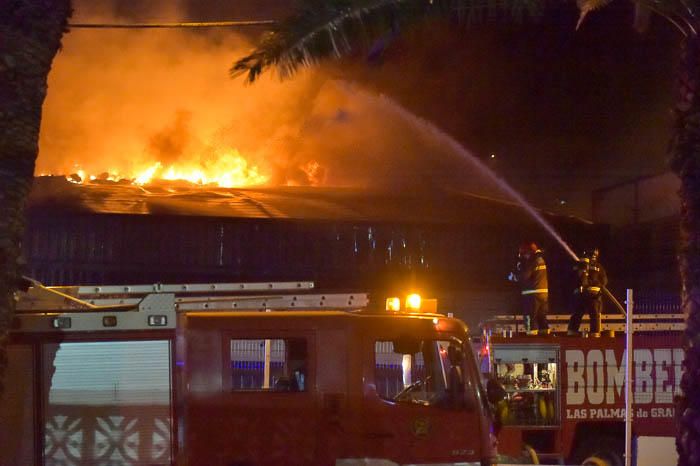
65, 149, 270, 188
134, 163, 162, 185
301, 160, 324, 186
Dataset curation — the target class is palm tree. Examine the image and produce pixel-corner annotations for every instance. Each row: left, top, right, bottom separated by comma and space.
232, 1, 700, 464
0, 0, 72, 395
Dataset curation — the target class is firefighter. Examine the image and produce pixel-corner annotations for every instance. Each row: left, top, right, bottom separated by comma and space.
508, 242, 549, 335
568, 248, 608, 336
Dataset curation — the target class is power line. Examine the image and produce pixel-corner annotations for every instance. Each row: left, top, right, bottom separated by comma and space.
68, 20, 276, 29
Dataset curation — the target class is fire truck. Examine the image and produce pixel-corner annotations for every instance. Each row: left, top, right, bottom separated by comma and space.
2, 280, 495, 466
480, 308, 683, 466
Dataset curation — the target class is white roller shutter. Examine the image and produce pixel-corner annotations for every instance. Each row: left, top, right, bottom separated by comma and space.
43, 340, 171, 466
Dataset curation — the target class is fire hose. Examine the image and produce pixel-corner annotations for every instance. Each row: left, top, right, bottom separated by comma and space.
603, 286, 627, 317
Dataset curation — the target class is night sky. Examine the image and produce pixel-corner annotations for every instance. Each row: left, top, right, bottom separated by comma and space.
324, 2, 679, 216
64, 0, 679, 218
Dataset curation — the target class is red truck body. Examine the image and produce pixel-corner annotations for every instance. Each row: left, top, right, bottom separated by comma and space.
2, 282, 495, 466
484, 313, 682, 464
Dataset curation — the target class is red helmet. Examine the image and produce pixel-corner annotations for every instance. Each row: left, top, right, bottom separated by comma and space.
518, 242, 538, 256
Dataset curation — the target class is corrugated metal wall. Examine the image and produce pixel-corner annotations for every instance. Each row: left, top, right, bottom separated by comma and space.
22, 211, 602, 326
23, 213, 523, 287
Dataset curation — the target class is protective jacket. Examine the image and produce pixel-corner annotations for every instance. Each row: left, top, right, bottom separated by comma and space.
574, 259, 608, 296
516, 250, 548, 295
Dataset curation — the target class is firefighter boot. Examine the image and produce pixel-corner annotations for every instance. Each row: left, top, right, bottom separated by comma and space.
589, 307, 602, 337
566, 320, 581, 336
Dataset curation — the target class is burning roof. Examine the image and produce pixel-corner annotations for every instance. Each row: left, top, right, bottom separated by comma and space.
28, 176, 588, 226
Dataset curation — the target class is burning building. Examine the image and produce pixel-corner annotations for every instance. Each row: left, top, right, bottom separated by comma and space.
28, 14, 606, 325
23, 176, 600, 327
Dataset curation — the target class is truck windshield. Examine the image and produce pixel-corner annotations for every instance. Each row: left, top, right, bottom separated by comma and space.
375, 339, 459, 406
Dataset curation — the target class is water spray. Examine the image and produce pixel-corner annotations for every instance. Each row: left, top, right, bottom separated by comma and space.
335, 82, 629, 315
334, 82, 580, 260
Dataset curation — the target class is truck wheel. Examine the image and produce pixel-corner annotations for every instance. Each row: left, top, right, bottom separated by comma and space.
573, 436, 624, 466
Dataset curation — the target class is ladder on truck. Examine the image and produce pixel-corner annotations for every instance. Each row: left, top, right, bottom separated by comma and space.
13, 278, 369, 333
482, 311, 684, 335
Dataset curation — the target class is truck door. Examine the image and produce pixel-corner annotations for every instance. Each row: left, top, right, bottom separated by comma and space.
190, 331, 317, 466
364, 337, 485, 464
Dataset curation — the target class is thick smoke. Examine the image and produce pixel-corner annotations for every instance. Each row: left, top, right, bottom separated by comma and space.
147, 110, 193, 163
37, 22, 325, 184
36, 0, 507, 196
36, 0, 677, 217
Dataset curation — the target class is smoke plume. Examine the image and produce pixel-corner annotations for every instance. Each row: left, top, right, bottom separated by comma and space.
36, 0, 508, 198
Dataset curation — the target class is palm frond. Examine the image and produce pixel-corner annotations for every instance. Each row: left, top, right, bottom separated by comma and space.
232, 0, 550, 83
633, 2, 652, 32
575, 0, 613, 29
231, 0, 424, 83
451, 0, 549, 24
632, 0, 697, 36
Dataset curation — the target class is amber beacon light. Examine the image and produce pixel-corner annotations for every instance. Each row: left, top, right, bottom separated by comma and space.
405, 294, 422, 311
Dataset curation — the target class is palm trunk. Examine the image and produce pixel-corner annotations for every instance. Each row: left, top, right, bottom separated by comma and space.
672, 35, 700, 466
0, 0, 72, 396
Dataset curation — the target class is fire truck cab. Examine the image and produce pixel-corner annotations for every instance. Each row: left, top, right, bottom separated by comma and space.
481, 311, 683, 465
2, 281, 494, 466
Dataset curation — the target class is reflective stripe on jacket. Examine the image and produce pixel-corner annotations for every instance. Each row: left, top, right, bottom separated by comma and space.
522, 288, 548, 295
574, 261, 608, 296
574, 286, 602, 295
516, 251, 548, 294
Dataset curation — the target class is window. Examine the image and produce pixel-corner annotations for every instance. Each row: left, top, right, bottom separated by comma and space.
374, 339, 462, 406
491, 345, 559, 426
230, 338, 307, 392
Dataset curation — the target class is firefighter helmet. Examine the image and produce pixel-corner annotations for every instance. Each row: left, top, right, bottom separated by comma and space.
518, 242, 538, 256
583, 247, 600, 262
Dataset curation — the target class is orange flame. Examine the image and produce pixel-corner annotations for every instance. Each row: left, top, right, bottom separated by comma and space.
301, 160, 323, 186
37, 27, 331, 190
66, 148, 270, 187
